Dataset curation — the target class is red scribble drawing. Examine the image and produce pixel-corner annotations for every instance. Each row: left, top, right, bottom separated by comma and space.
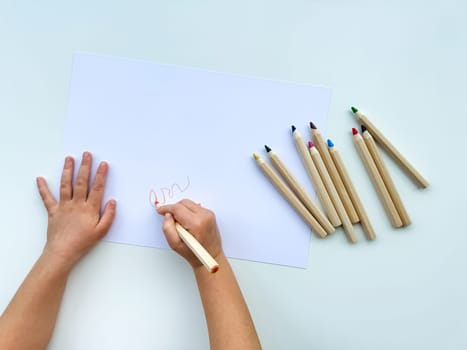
149, 176, 191, 207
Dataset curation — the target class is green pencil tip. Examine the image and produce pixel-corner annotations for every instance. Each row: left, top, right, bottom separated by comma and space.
264, 145, 272, 152
351, 106, 358, 113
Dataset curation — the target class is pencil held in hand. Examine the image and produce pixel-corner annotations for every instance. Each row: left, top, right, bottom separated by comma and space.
156, 202, 219, 273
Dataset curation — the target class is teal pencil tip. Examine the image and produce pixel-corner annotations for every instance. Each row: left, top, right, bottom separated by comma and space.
351, 106, 358, 113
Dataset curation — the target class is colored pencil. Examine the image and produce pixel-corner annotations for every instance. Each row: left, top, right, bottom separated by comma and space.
362, 126, 411, 227
265, 145, 334, 234
351, 107, 429, 188
352, 128, 403, 228
253, 152, 328, 238
156, 202, 219, 273
291, 126, 342, 228
309, 141, 358, 243
328, 139, 376, 240
310, 122, 359, 223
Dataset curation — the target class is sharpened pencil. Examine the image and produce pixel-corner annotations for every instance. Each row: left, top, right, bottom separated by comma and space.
328, 139, 376, 240
291, 126, 341, 228
265, 145, 334, 234
352, 128, 403, 228
351, 107, 429, 189
309, 141, 358, 243
310, 122, 359, 223
253, 152, 328, 238
362, 126, 411, 227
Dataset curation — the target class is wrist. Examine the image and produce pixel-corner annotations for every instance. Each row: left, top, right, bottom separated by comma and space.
41, 246, 78, 276
193, 250, 226, 275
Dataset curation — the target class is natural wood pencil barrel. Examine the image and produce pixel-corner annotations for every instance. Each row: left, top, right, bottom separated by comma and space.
253, 153, 328, 238
353, 109, 429, 189
267, 149, 335, 234
292, 130, 341, 227
362, 130, 411, 227
352, 130, 403, 228
328, 143, 376, 240
309, 145, 358, 243
311, 128, 359, 223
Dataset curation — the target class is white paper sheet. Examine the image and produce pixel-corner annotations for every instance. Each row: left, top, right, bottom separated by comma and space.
63, 53, 331, 268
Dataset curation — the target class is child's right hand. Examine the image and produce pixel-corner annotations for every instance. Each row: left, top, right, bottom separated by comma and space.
156, 199, 223, 269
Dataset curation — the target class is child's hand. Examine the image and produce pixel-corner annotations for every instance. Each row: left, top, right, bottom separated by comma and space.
156, 199, 223, 269
36, 152, 116, 270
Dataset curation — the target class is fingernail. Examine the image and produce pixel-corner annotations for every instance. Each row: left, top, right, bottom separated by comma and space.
98, 161, 108, 172
109, 200, 116, 209
64, 156, 72, 168
83, 151, 91, 160
165, 213, 172, 220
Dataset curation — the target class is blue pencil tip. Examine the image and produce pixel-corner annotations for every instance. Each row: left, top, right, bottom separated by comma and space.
291, 125, 296, 132
327, 139, 334, 148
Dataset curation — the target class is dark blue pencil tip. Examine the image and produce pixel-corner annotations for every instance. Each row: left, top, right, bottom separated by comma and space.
327, 139, 334, 148
361, 125, 367, 133
291, 125, 296, 132
264, 145, 272, 152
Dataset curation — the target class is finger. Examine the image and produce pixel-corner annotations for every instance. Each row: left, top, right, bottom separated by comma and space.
36, 177, 57, 212
161, 213, 182, 250
60, 156, 74, 201
96, 199, 117, 236
179, 199, 202, 213
87, 161, 109, 207
74, 151, 92, 200
156, 202, 195, 227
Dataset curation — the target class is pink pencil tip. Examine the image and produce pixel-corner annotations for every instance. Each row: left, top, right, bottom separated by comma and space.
308, 141, 315, 148
352, 128, 359, 135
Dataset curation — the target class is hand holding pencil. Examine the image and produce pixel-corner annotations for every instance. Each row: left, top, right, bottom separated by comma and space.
156, 199, 221, 272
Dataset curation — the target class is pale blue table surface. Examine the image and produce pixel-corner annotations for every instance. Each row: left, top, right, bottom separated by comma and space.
1, 1, 466, 349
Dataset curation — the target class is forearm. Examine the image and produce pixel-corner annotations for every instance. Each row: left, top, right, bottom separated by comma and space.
194, 252, 261, 350
0, 251, 71, 350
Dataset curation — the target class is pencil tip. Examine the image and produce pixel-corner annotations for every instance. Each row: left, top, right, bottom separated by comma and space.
352, 128, 359, 135
327, 139, 334, 147
264, 145, 272, 152
308, 141, 314, 148
253, 153, 260, 160
351, 106, 358, 113
361, 125, 367, 133
309, 121, 317, 129
291, 125, 296, 133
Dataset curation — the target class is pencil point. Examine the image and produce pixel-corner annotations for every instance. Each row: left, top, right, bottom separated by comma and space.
155, 200, 159, 205
253, 153, 260, 160
361, 125, 367, 133
308, 141, 315, 148
291, 125, 296, 133
327, 139, 334, 148
309, 121, 317, 130
351, 106, 358, 113
264, 145, 272, 152
352, 128, 358, 135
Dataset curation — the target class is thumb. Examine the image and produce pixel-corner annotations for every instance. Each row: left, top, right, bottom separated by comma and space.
161, 213, 181, 250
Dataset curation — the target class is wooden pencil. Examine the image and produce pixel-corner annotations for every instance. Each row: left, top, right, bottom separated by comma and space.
156, 202, 219, 273
328, 139, 376, 240
265, 145, 335, 234
351, 107, 429, 189
362, 126, 411, 227
352, 128, 403, 228
253, 152, 329, 238
309, 141, 358, 243
291, 126, 342, 228
310, 122, 359, 223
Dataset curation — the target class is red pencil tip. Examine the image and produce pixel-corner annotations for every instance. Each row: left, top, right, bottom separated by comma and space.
352, 128, 358, 135
155, 200, 159, 205
308, 141, 314, 148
